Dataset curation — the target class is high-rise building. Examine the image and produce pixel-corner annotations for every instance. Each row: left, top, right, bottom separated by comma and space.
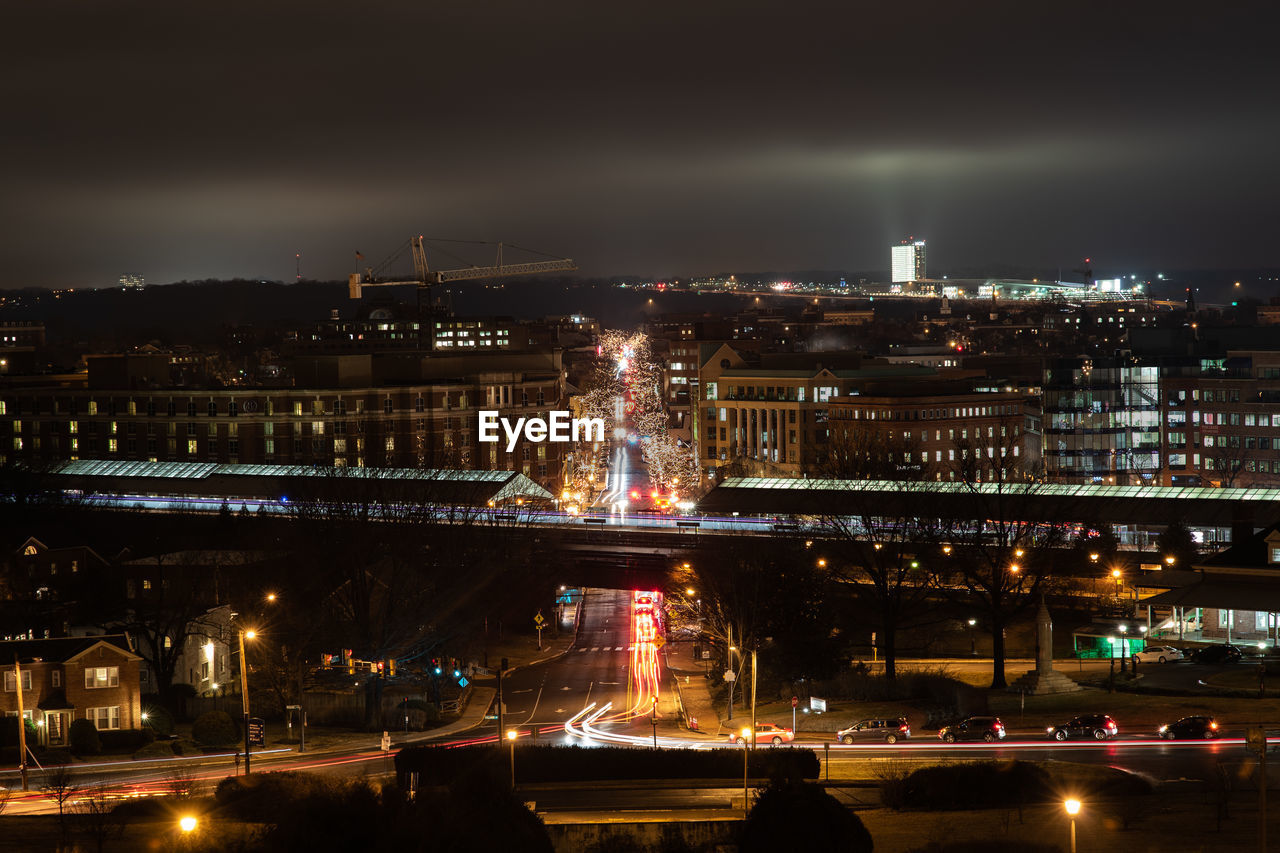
119, 274, 145, 290
891, 239, 926, 283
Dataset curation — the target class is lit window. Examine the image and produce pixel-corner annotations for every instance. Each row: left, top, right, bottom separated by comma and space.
84, 666, 119, 689
87, 706, 121, 730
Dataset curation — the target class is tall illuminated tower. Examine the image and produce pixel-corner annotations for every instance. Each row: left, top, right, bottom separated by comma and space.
891, 238, 926, 283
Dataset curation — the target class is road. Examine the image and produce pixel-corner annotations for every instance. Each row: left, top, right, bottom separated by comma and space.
3, 586, 1272, 818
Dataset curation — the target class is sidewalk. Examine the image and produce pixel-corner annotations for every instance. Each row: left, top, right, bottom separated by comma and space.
663, 639, 723, 736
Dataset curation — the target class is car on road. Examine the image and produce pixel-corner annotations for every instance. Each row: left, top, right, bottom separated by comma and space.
1046, 714, 1119, 741
1188, 645, 1243, 665
938, 716, 1006, 743
729, 724, 794, 745
1158, 715, 1219, 739
837, 717, 911, 745
1132, 645, 1184, 664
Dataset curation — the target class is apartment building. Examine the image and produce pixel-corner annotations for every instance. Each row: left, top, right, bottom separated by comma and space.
0, 350, 572, 492
0, 634, 143, 747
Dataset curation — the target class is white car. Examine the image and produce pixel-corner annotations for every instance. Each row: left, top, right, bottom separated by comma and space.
1132, 645, 1184, 664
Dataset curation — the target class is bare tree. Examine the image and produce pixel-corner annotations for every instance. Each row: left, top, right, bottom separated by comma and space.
42, 764, 77, 845
77, 784, 125, 853
807, 420, 944, 679
939, 418, 1068, 688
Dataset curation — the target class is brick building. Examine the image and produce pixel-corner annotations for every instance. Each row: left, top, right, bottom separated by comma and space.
1, 634, 143, 747
0, 349, 572, 492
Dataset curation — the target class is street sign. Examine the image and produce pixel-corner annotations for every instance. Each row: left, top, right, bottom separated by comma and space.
723, 669, 736, 681
701, 649, 712, 660
534, 612, 545, 626
791, 696, 798, 708
380, 731, 391, 752
458, 676, 469, 688
809, 697, 827, 713
654, 636, 665, 649
247, 717, 266, 747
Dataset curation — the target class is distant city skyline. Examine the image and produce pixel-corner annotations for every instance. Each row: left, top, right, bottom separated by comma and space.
3, 2, 1279, 289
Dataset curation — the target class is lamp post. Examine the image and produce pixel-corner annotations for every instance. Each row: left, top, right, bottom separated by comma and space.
741, 727, 751, 818
1118, 625, 1128, 675
238, 629, 256, 774
506, 728, 518, 789
967, 618, 977, 656
1111, 568, 1122, 598
1064, 799, 1080, 853
1107, 636, 1116, 692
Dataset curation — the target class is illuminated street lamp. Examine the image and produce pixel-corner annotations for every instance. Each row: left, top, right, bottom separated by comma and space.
237, 628, 257, 774
506, 728, 518, 789
1064, 799, 1081, 853
179, 815, 198, 834
967, 618, 978, 656
1111, 568, 1123, 597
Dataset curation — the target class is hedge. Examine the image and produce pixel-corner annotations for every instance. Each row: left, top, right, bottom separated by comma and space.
69, 718, 102, 755
193, 710, 239, 747
395, 744, 819, 787
100, 728, 156, 754
215, 772, 379, 823
882, 760, 1151, 811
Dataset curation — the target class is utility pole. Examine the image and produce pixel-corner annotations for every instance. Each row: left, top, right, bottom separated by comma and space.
726, 624, 734, 721
13, 656, 28, 792
238, 631, 252, 775
496, 657, 508, 751
750, 648, 758, 750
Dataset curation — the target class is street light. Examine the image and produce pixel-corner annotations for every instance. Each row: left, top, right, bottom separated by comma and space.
741, 727, 752, 818
1064, 799, 1081, 853
237, 628, 257, 774
1119, 625, 1129, 674
967, 618, 978, 656
506, 728, 518, 789
1111, 568, 1122, 597
1164, 555, 1176, 567
179, 815, 198, 834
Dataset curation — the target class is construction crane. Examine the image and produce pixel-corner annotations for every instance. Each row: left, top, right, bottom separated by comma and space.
348, 236, 576, 303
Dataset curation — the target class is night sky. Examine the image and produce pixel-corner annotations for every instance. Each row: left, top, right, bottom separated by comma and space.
4, 1, 1278, 288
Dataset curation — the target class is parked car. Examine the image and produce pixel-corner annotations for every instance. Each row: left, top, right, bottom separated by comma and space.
1188, 645, 1243, 665
837, 717, 911, 744
1046, 714, 1119, 741
1132, 645, 1183, 664
1158, 715, 1219, 739
938, 716, 1006, 743
729, 723, 794, 745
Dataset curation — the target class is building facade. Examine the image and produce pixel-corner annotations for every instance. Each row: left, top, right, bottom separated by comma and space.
1, 635, 143, 747
891, 239, 927, 283
1043, 349, 1280, 487
0, 350, 573, 492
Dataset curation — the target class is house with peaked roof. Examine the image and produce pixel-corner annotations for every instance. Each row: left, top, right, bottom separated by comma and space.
1, 634, 142, 748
